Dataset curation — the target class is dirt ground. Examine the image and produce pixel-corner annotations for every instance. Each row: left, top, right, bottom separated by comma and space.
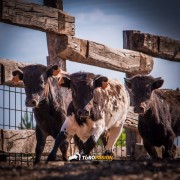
0, 159, 180, 180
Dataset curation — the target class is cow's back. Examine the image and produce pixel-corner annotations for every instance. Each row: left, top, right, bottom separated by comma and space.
155, 89, 180, 136
93, 79, 129, 129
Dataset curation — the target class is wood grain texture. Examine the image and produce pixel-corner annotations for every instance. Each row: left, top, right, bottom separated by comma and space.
1, 0, 75, 35
44, 0, 66, 70
124, 107, 138, 131
54, 35, 153, 74
123, 30, 180, 62
0, 129, 75, 156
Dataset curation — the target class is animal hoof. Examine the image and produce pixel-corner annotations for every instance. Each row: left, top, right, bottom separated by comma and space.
33, 161, 40, 166
62, 156, 68, 161
103, 150, 114, 156
46, 153, 56, 162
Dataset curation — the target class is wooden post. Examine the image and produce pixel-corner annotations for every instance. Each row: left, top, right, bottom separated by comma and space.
44, 0, 66, 70
124, 68, 142, 160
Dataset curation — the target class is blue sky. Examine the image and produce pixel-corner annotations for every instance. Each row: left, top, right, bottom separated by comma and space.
0, 0, 179, 89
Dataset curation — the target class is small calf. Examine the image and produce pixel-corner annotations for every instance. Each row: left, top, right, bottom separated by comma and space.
47, 72, 129, 161
125, 75, 180, 160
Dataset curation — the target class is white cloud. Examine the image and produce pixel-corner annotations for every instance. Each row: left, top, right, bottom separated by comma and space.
76, 9, 122, 24
74, 9, 141, 48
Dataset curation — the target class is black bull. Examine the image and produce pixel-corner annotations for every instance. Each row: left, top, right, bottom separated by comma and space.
12, 64, 108, 164
125, 75, 180, 160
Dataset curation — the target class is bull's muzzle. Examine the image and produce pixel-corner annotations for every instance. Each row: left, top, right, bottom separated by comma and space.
25, 99, 38, 107
77, 108, 90, 118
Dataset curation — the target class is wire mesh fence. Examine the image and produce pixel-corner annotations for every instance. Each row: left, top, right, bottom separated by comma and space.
0, 85, 35, 130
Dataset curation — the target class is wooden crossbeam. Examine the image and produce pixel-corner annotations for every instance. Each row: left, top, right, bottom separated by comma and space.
53, 35, 153, 75
0, 0, 75, 36
123, 30, 180, 62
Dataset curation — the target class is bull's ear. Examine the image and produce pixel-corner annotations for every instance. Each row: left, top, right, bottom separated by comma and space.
12, 70, 23, 84
46, 65, 68, 77
152, 77, 164, 90
58, 76, 71, 88
94, 75, 108, 89
124, 78, 132, 89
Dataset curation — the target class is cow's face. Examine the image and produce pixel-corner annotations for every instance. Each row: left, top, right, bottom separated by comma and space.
12, 64, 65, 107
59, 72, 108, 119
124, 75, 164, 114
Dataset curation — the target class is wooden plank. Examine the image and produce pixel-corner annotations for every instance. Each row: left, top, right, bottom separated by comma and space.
0, 129, 75, 156
54, 35, 153, 74
0, 0, 75, 36
124, 107, 138, 131
2, 130, 36, 153
44, 0, 66, 70
123, 30, 180, 62
0, 59, 31, 87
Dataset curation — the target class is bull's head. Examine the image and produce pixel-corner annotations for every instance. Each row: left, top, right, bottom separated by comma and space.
58, 72, 108, 119
12, 64, 67, 108
124, 75, 164, 114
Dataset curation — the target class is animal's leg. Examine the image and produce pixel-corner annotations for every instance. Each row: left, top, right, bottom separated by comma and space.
143, 139, 159, 160
104, 124, 123, 156
83, 135, 96, 155
74, 135, 84, 153
34, 126, 47, 165
163, 130, 176, 160
47, 131, 68, 162
83, 123, 104, 155
100, 130, 109, 148
59, 139, 69, 161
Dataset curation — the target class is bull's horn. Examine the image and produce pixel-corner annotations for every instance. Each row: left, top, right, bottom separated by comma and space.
102, 81, 108, 89
12, 75, 20, 85
58, 77, 64, 85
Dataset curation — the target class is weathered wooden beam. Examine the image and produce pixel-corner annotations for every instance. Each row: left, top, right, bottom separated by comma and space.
0, 0, 75, 36
0, 59, 30, 87
44, 0, 66, 70
124, 107, 138, 131
123, 30, 180, 62
54, 35, 153, 74
0, 129, 74, 156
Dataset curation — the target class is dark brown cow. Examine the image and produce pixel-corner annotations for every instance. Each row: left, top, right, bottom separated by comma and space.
12, 64, 76, 164
125, 75, 180, 160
